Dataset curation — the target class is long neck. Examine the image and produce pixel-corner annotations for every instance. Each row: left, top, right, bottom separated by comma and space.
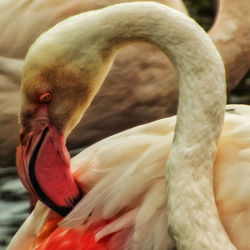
28, 2, 235, 248
94, 4, 234, 249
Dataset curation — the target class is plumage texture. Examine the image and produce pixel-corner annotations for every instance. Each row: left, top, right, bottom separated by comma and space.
9, 105, 250, 249
64, 105, 250, 250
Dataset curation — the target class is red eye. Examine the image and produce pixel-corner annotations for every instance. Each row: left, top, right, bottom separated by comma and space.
39, 92, 52, 103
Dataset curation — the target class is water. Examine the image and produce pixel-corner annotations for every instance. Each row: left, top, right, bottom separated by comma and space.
0, 167, 29, 249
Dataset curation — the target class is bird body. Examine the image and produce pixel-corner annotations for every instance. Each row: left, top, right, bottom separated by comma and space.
7, 2, 250, 250
9, 105, 250, 249
45, 105, 250, 250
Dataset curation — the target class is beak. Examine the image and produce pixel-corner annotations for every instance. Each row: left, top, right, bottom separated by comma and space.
16, 112, 83, 216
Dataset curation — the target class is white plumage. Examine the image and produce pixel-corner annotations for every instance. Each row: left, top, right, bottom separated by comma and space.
9, 105, 250, 249
65, 105, 250, 249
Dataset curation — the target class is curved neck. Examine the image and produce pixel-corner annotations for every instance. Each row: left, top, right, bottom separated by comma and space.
27, 2, 234, 248
86, 4, 232, 248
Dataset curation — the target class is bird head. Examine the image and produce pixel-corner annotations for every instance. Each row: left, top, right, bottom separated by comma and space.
16, 12, 114, 216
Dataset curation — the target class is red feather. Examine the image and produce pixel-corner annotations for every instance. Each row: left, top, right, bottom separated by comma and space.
36, 220, 112, 250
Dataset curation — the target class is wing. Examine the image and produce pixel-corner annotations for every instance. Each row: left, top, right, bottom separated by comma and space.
215, 104, 250, 249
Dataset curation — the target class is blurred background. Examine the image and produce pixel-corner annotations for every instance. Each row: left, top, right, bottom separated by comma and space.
185, 0, 250, 104
0, 0, 249, 249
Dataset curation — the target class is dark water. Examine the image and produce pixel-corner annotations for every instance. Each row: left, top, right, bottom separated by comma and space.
0, 167, 29, 249
1, 1, 250, 249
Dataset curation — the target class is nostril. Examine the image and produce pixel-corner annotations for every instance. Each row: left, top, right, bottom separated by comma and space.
20, 132, 25, 142
19, 131, 28, 145
19, 127, 26, 142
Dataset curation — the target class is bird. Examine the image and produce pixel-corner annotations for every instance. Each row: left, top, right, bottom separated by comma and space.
1, 0, 250, 166
7, 2, 250, 250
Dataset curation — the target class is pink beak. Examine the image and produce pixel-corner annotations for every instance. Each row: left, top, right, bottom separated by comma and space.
16, 112, 83, 216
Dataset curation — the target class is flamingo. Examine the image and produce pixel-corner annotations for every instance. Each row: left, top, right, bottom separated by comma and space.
1, 0, 250, 166
7, 1, 250, 249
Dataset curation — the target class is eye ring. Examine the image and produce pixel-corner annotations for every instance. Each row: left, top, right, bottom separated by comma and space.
39, 92, 52, 103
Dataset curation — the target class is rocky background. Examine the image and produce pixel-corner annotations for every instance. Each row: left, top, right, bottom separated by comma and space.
0, 0, 249, 249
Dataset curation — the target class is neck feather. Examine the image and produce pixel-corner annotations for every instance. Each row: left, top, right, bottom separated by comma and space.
26, 2, 234, 248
